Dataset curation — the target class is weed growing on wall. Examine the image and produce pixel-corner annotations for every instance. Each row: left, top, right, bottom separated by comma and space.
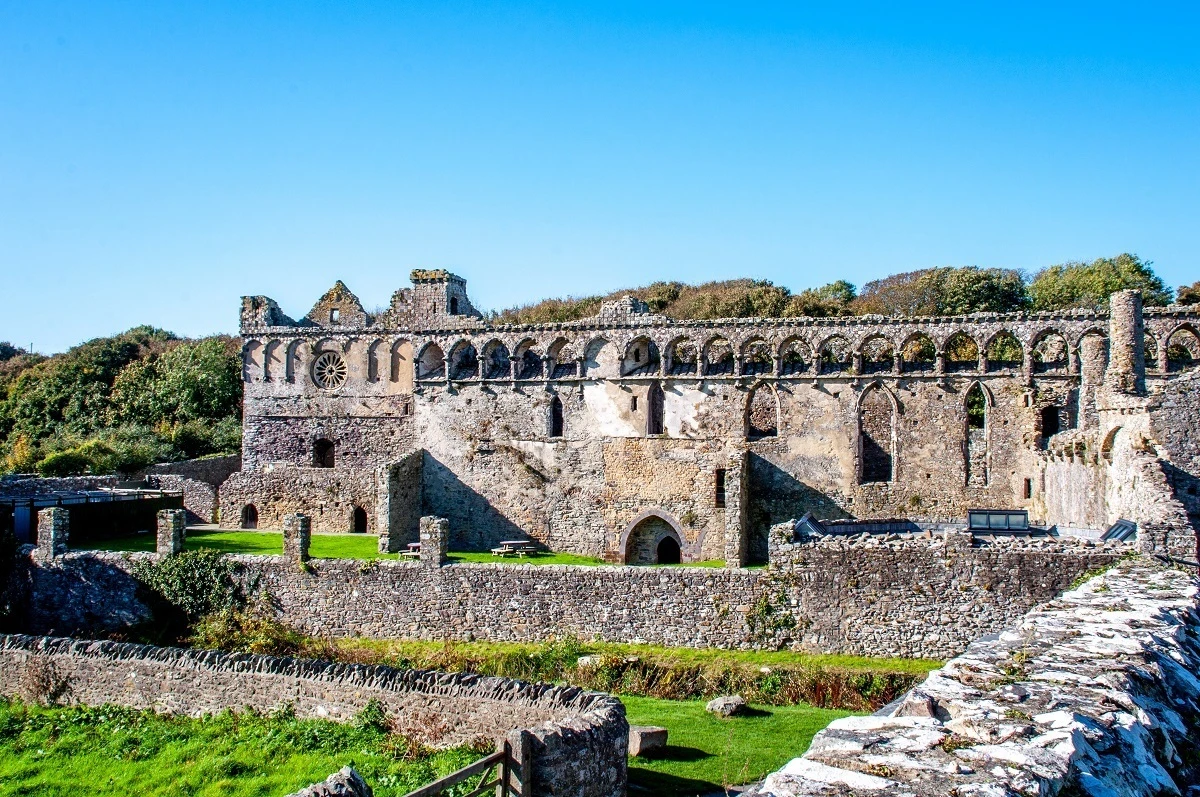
132, 549, 242, 642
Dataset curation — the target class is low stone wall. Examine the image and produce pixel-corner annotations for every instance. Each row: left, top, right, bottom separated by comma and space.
0, 634, 627, 797
219, 466, 378, 533
751, 556, 1200, 796
23, 534, 1124, 658
0, 475, 118, 497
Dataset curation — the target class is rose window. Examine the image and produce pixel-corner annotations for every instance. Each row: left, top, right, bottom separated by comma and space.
312, 351, 348, 390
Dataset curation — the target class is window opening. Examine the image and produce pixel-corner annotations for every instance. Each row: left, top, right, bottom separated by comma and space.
647, 382, 665, 436
715, 468, 727, 508
631, 396, 638, 412
1023, 478, 1033, 499
330, 308, 339, 323
1041, 406, 1060, 439
450, 297, 459, 314
550, 395, 564, 438
313, 438, 335, 468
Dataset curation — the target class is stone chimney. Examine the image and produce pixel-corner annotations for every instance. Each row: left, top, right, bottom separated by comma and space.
1105, 290, 1145, 396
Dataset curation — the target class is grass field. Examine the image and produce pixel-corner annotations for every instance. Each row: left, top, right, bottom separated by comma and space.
623, 696, 854, 795
0, 696, 850, 797
0, 699, 484, 797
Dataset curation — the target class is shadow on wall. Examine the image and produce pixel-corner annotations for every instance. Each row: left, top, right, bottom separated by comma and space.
747, 453, 851, 563
420, 453, 529, 551
24, 554, 149, 637
1162, 461, 1200, 542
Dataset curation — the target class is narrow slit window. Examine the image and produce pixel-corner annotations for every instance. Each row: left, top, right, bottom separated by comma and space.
715, 468, 727, 508
1023, 478, 1033, 499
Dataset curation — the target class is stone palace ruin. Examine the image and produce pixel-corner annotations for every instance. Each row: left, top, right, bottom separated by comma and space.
222, 271, 1200, 565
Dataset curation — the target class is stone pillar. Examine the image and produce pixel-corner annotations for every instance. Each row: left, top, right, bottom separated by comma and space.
35, 507, 68, 559
419, 515, 449, 567
1106, 290, 1145, 395
283, 513, 311, 563
156, 509, 186, 555
723, 451, 748, 568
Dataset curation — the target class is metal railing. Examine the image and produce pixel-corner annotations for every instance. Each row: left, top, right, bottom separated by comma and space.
403, 730, 531, 797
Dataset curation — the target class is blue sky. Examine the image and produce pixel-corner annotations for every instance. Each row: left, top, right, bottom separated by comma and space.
2, 2, 1197, 353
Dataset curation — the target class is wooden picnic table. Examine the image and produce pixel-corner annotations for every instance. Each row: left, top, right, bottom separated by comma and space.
399, 541, 421, 559
492, 540, 538, 557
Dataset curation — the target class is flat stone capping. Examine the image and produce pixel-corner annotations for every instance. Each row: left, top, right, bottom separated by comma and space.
0, 634, 627, 797
749, 556, 1200, 796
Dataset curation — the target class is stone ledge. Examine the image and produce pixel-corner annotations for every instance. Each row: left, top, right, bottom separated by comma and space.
749, 556, 1200, 796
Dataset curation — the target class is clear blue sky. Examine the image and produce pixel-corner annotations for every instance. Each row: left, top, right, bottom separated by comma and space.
2, 2, 1197, 353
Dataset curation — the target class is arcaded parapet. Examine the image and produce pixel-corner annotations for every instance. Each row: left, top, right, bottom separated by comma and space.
750, 557, 1200, 797
0, 634, 628, 797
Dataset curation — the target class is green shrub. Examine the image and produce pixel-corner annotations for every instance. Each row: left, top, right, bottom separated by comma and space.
132, 549, 241, 642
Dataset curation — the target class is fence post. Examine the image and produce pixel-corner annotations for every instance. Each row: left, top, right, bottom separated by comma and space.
503, 729, 532, 797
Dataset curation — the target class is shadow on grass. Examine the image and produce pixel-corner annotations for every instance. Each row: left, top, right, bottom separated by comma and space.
636, 745, 714, 763
628, 766, 719, 797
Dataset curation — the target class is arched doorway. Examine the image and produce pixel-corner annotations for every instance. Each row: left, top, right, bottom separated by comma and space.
352, 506, 368, 534
621, 511, 685, 565
656, 536, 681, 564
240, 504, 258, 530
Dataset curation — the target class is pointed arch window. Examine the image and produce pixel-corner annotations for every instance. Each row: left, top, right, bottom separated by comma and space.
550, 395, 564, 438
647, 382, 665, 436
859, 387, 895, 483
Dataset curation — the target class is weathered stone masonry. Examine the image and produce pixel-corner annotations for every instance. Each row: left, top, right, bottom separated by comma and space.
0, 634, 628, 797
224, 273, 1200, 565
23, 533, 1124, 659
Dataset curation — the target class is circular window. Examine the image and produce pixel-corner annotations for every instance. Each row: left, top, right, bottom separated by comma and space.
312, 351, 348, 390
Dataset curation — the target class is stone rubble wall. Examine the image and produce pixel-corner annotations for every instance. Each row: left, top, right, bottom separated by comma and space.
750, 556, 1200, 797
0, 634, 628, 797
22, 537, 1123, 659
219, 466, 377, 533
0, 475, 119, 497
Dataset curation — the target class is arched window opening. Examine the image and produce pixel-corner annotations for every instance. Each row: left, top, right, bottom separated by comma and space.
352, 506, 368, 533
666, 339, 698, 375
702, 338, 734, 376
449, 343, 479, 380
656, 536, 681, 565
965, 384, 988, 487
859, 387, 894, 483
450, 297, 459, 315
818, 336, 850, 375
1041, 406, 1061, 440
416, 343, 445, 379
623, 337, 660, 376
901, 334, 936, 373
741, 340, 772, 376
313, 438, 335, 468
240, 504, 258, 530
482, 341, 511, 379
1033, 333, 1069, 373
986, 332, 1023, 371
550, 395, 564, 438
944, 333, 980, 373
746, 385, 778, 440
1143, 333, 1158, 373
1167, 328, 1200, 372
861, 337, 894, 375
646, 382, 665, 436
622, 512, 684, 565
780, 339, 808, 376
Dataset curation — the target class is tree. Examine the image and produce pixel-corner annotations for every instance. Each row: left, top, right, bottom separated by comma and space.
785, 280, 857, 317
1177, 281, 1200, 306
852, 267, 1029, 316
1028, 254, 1172, 311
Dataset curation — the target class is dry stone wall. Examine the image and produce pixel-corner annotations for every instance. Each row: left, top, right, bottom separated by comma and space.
749, 557, 1200, 797
23, 536, 1122, 659
0, 634, 627, 797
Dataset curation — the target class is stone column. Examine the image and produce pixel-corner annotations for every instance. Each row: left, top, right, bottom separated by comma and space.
722, 451, 748, 568
283, 513, 311, 563
35, 507, 68, 559
1106, 289, 1145, 395
156, 509, 186, 555
419, 515, 449, 567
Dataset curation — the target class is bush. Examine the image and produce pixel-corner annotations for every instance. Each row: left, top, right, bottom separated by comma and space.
132, 549, 242, 642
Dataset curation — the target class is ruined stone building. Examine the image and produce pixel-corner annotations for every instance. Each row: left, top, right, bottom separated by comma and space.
220, 271, 1200, 564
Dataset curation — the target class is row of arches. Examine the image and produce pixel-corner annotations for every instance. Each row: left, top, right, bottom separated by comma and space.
243, 324, 1200, 389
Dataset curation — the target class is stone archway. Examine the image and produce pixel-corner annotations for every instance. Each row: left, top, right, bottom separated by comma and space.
619, 510, 686, 565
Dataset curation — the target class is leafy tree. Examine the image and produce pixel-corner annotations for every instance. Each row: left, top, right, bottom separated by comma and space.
1177, 280, 1200, 306
1028, 254, 1172, 311
852, 267, 1029, 316
785, 280, 857, 317
109, 337, 241, 428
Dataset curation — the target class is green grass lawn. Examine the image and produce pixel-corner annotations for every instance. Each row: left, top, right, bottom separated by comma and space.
0, 700, 484, 797
622, 696, 854, 796
77, 530, 393, 560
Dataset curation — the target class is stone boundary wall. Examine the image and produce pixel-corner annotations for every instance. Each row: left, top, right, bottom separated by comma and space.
0, 475, 119, 497
0, 634, 627, 797
750, 556, 1200, 796
139, 455, 242, 488
23, 537, 1123, 658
